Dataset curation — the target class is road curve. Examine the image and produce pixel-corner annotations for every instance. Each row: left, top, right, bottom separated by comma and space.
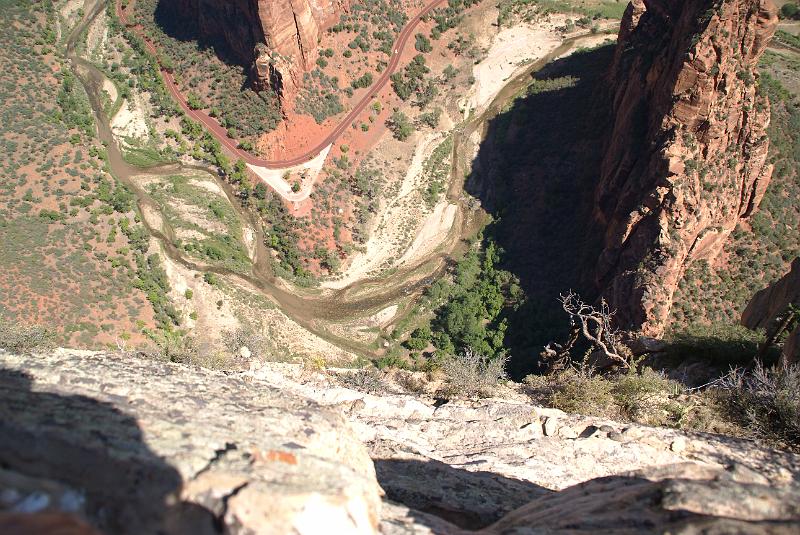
117, 0, 449, 169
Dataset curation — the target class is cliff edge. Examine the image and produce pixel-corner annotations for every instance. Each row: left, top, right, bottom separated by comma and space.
2, 350, 800, 533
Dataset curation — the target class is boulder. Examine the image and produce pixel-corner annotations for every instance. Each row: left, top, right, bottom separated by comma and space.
481, 463, 800, 533
0, 350, 381, 534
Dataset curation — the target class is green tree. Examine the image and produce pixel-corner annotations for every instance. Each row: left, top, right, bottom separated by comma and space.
415, 33, 433, 53
387, 111, 413, 141
781, 3, 799, 19
186, 93, 202, 110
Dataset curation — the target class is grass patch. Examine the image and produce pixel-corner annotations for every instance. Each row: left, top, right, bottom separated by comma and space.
122, 140, 175, 167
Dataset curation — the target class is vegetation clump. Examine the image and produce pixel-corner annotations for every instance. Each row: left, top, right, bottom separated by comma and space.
440, 347, 508, 398
0, 320, 54, 354
720, 361, 800, 450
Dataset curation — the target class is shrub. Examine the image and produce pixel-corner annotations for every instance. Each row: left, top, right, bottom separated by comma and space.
440, 347, 507, 398
221, 325, 277, 363
781, 3, 799, 20
404, 326, 432, 350
387, 111, 413, 140
0, 320, 54, 353
351, 73, 373, 89
337, 369, 387, 394
147, 330, 197, 364
376, 353, 410, 370
612, 368, 682, 423
544, 369, 616, 416
415, 33, 433, 53
720, 361, 800, 449
418, 108, 441, 128
527, 367, 686, 426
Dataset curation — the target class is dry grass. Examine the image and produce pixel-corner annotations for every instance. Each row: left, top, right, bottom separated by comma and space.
439, 348, 508, 398
719, 361, 800, 450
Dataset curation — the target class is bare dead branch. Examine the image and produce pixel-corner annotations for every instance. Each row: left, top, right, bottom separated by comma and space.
555, 291, 632, 370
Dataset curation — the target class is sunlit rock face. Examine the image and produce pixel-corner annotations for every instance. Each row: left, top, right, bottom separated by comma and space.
594, 0, 778, 335
165, 0, 348, 98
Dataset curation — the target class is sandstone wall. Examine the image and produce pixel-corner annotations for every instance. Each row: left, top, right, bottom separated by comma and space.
164, 0, 348, 96
594, 0, 778, 335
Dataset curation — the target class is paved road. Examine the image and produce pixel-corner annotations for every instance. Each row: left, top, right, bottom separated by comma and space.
118, 0, 448, 169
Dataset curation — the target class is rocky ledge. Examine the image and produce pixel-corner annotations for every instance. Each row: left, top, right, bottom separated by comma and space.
1, 350, 799, 533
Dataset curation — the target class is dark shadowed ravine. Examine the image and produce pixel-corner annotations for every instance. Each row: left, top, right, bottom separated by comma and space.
67, 0, 607, 356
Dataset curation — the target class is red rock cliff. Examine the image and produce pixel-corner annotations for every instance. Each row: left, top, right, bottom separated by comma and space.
165, 0, 347, 97
594, 0, 778, 336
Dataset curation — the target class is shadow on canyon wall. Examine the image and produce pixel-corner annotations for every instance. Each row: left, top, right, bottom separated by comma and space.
152, 0, 260, 87
466, 44, 616, 378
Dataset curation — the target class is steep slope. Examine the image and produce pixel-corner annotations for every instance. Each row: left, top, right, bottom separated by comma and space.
162, 0, 347, 98
594, 0, 778, 336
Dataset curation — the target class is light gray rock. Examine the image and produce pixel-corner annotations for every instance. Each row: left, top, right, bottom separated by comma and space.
558, 425, 578, 439
670, 436, 688, 454
542, 416, 558, 436
3, 350, 800, 535
480, 463, 800, 534
250, 361, 800, 532
0, 350, 381, 534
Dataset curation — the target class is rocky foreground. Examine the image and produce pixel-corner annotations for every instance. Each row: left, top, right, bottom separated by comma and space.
1, 350, 799, 533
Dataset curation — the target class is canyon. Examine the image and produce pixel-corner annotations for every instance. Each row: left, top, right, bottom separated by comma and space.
593, 0, 779, 336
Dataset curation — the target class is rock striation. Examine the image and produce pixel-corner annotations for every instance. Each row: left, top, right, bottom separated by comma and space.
163, 0, 347, 99
743, 257, 800, 363
2, 350, 800, 533
593, 0, 778, 336
252, 363, 800, 532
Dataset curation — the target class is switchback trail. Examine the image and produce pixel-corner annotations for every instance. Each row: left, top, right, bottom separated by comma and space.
116, 0, 449, 169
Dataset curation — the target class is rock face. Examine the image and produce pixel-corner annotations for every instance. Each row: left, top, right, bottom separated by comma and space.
593, 0, 778, 335
0, 350, 381, 534
163, 0, 347, 98
252, 363, 800, 532
481, 463, 800, 534
742, 257, 800, 363
3, 350, 800, 534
